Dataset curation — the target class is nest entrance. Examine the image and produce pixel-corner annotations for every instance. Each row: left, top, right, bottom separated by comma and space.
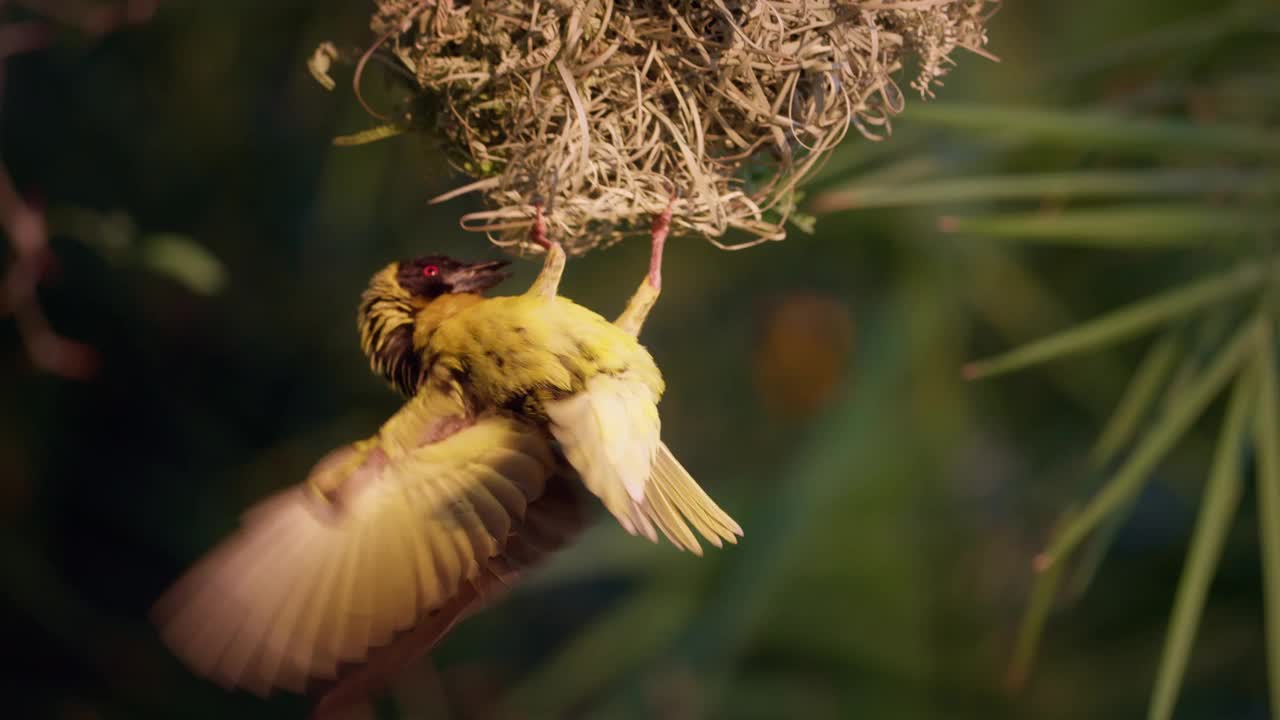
354, 0, 996, 255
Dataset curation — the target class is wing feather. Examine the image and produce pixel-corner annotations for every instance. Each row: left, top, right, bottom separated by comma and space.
324, 518, 366, 669
216, 521, 314, 688
342, 521, 375, 660
377, 502, 418, 641
399, 502, 439, 623
278, 529, 345, 691
437, 468, 499, 563
153, 406, 554, 700
465, 479, 514, 544
163, 505, 299, 678
469, 463, 529, 520
310, 474, 589, 720
251, 520, 331, 693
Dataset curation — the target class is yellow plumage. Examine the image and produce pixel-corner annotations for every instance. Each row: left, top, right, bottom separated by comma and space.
154, 217, 740, 716
423, 293, 664, 407
389, 244, 739, 553
153, 388, 584, 708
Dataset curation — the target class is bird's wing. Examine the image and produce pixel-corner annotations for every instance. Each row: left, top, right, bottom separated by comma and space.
544, 374, 742, 554
308, 477, 587, 719
152, 408, 565, 698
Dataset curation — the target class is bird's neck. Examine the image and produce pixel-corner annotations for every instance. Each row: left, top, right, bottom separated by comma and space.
357, 269, 486, 395
411, 293, 487, 345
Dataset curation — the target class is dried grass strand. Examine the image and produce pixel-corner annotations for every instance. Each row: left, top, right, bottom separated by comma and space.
363, 0, 996, 254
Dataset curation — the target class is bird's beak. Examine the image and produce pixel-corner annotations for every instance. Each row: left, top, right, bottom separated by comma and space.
452, 259, 512, 293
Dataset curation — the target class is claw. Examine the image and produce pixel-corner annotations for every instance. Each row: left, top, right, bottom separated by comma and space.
529, 204, 551, 250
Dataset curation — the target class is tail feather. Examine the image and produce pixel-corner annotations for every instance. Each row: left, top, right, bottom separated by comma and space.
545, 375, 742, 552
651, 443, 743, 547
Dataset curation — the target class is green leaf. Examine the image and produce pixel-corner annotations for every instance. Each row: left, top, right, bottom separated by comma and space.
964, 263, 1265, 380
1045, 1, 1259, 81
810, 170, 1280, 213
1149, 366, 1254, 720
1255, 320, 1280, 719
1069, 313, 1237, 600
48, 207, 138, 257
1035, 317, 1257, 572
937, 206, 1280, 246
906, 104, 1280, 159
787, 210, 817, 234
964, 246, 1134, 414
1006, 508, 1073, 693
1161, 311, 1240, 405
333, 124, 404, 147
1091, 333, 1183, 466
138, 234, 228, 296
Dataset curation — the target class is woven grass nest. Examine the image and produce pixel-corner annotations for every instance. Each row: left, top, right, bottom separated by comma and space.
333, 0, 997, 255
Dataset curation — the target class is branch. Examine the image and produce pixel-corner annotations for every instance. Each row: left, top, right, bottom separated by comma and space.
1, 1, 158, 379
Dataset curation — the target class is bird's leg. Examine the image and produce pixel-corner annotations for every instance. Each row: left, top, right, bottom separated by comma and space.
614, 196, 673, 337
525, 204, 566, 300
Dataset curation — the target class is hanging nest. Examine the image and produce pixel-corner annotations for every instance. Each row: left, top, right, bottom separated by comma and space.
325, 0, 997, 255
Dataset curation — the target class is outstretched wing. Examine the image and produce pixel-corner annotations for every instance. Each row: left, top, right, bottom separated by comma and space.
544, 374, 742, 554
308, 476, 586, 718
152, 406, 573, 699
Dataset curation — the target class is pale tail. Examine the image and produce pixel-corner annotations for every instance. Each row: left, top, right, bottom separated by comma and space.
545, 375, 742, 554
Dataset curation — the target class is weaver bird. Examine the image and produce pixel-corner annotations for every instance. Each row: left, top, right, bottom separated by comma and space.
153, 204, 741, 716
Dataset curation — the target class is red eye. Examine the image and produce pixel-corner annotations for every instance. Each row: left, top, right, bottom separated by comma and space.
423, 265, 440, 277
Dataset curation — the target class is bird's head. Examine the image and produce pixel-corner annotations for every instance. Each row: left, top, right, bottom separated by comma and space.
394, 255, 512, 299
358, 255, 511, 396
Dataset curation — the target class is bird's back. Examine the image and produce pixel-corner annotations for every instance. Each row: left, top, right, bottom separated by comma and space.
427, 294, 664, 412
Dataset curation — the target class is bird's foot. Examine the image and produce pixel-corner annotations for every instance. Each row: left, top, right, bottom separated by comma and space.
646, 193, 674, 291
613, 194, 674, 337
525, 204, 566, 299
528, 204, 563, 253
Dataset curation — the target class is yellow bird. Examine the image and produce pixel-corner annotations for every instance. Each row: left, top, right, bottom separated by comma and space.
153, 205, 741, 715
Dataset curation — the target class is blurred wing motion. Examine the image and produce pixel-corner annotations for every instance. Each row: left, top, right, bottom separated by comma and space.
308, 477, 583, 718
152, 401, 584, 708
545, 374, 742, 555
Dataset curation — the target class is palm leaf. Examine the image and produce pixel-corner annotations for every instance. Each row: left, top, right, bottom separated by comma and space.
907, 104, 1280, 159
1149, 365, 1254, 720
939, 207, 1280, 246
1036, 317, 1257, 572
964, 263, 1265, 380
1254, 319, 1280, 718
811, 170, 1279, 213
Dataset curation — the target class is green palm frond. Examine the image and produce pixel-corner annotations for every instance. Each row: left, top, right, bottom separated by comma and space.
806, 3, 1280, 709
1255, 320, 1280, 717
1148, 349, 1253, 720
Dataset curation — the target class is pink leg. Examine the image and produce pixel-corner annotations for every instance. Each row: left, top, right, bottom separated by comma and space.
615, 195, 675, 337
525, 204, 566, 299
647, 195, 673, 291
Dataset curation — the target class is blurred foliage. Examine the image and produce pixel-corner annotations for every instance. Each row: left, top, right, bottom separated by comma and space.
2, 1, 1279, 720
51, 208, 226, 295
809, 0, 1280, 715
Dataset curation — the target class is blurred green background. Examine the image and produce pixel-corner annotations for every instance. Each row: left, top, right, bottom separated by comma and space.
4, 1, 1278, 718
